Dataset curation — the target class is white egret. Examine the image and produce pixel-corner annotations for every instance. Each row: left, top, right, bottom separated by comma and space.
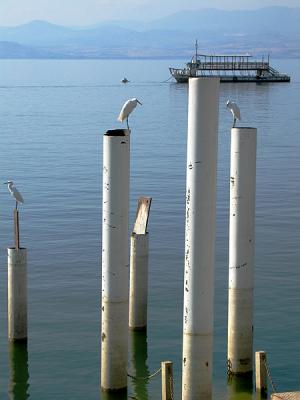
118, 98, 142, 129
4, 181, 24, 210
226, 100, 241, 128
121, 77, 129, 84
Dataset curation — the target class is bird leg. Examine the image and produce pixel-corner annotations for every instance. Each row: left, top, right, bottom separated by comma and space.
15, 201, 18, 210
233, 117, 236, 128
126, 117, 129, 130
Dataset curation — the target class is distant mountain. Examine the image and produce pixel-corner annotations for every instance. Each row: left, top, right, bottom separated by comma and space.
0, 21, 74, 46
147, 7, 300, 35
0, 41, 50, 58
0, 7, 299, 59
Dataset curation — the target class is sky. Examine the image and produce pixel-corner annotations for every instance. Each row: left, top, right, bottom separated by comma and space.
0, 0, 300, 26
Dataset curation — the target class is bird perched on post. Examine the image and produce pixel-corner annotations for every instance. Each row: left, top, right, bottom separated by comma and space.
4, 181, 24, 210
226, 100, 241, 128
118, 98, 142, 130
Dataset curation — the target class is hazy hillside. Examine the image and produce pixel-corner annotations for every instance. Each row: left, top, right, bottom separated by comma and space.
0, 41, 50, 58
148, 7, 300, 35
0, 7, 299, 59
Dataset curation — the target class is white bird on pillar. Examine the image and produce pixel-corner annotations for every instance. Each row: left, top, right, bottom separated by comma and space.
118, 98, 142, 129
4, 181, 24, 210
226, 100, 241, 128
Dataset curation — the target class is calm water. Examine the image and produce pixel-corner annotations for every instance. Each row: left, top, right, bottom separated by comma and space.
0, 59, 299, 400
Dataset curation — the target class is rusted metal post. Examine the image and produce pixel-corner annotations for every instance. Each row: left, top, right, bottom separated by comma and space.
228, 127, 257, 374
129, 197, 152, 331
162, 361, 173, 400
255, 351, 267, 394
13, 209, 20, 249
182, 77, 220, 400
101, 129, 130, 392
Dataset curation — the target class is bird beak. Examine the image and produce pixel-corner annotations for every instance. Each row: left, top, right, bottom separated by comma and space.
137, 100, 142, 105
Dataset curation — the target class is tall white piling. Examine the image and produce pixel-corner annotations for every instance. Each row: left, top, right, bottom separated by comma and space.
129, 197, 152, 330
182, 77, 220, 400
8, 248, 27, 342
101, 129, 130, 392
228, 127, 257, 375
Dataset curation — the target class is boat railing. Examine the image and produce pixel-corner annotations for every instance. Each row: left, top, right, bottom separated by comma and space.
191, 61, 270, 71
169, 64, 290, 81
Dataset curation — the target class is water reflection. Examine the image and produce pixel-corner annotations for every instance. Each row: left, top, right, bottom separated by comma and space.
227, 373, 253, 400
255, 390, 268, 400
8, 342, 30, 400
101, 388, 127, 400
129, 330, 150, 400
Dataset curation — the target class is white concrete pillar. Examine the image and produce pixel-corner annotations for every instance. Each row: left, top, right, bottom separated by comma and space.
182, 77, 220, 400
129, 232, 149, 330
101, 129, 130, 391
8, 248, 27, 342
228, 127, 257, 375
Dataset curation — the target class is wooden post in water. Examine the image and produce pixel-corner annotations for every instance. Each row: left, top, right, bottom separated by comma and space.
182, 77, 220, 400
228, 127, 257, 374
101, 129, 130, 392
255, 351, 267, 394
162, 361, 173, 400
8, 247, 27, 341
129, 197, 152, 331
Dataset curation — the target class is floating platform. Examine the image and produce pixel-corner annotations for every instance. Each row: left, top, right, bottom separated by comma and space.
271, 392, 300, 399
169, 42, 290, 83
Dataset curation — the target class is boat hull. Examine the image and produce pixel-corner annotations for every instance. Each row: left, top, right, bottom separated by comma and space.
171, 74, 290, 83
